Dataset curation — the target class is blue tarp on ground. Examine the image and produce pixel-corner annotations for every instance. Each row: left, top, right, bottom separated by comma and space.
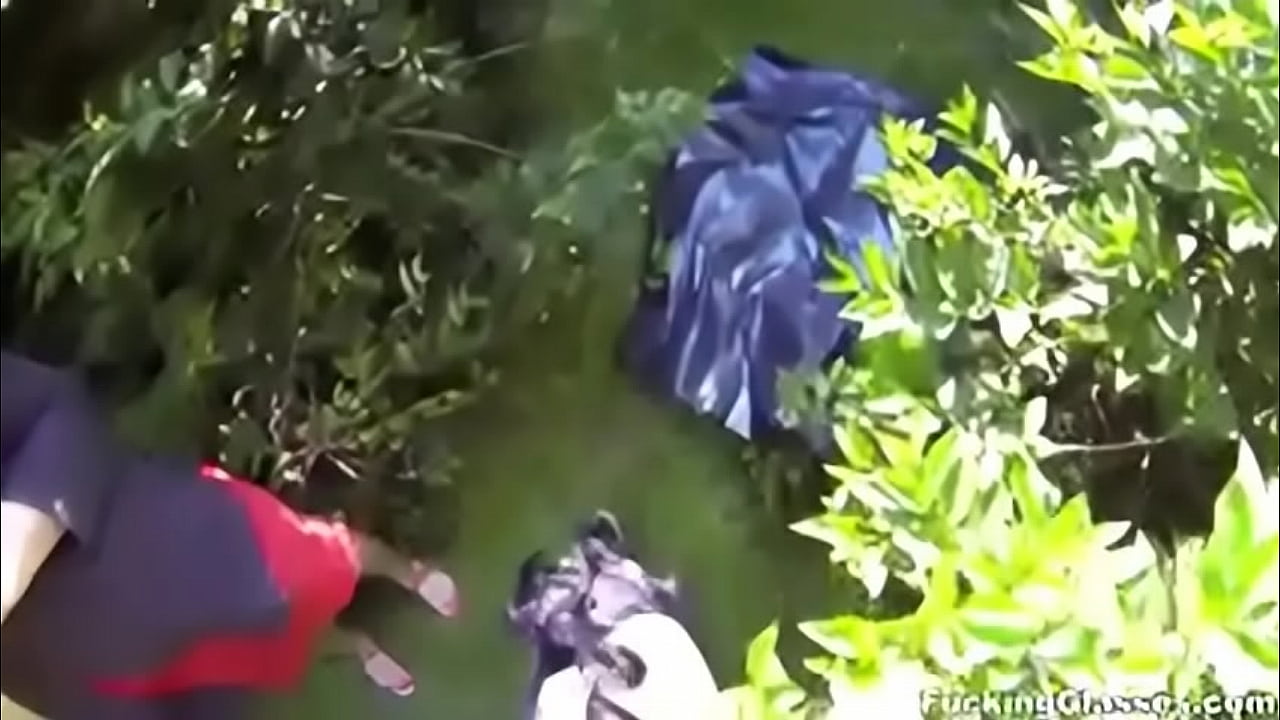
622, 46, 951, 449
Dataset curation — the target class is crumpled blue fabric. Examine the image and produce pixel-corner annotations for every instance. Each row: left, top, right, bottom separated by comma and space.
622, 46, 952, 449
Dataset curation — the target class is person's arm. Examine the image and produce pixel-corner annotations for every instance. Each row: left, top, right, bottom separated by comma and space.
1, 501, 65, 625
0, 500, 63, 720
0, 505, 61, 720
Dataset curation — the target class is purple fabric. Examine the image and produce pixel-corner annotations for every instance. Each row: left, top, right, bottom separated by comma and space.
1, 351, 123, 541
508, 512, 679, 720
68, 687, 254, 720
0, 351, 281, 720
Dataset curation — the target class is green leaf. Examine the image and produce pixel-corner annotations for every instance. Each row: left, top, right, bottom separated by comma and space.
941, 446, 983, 527
1154, 288, 1199, 351
859, 243, 899, 299
790, 513, 866, 562
959, 593, 1045, 648
1043, 494, 1094, 550
157, 52, 183, 93
919, 427, 962, 510
78, 174, 138, 267
1102, 53, 1155, 88
821, 248, 865, 294
1112, 622, 1173, 678
903, 235, 946, 312
1206, 441, 1277, 562
1033, 622, 1093, 662
1232, 533, 1280, 613
1021, 3, 1067, 46
938, 84, 979, 138
1235, 634, 1280, 695
745, 623, 793, 687
857, 324, 937, 396
944, 165, 991, 221
1169, 9, 1224, 63
830, 463, 920, 516
133, 109, 168, 153
1201, 628, 1279, 695
360, 8, 408, 68
799, 615, 882, 663
1005, 449, 1055, 526
916, 553, 961, 623
1116, 2, 1152, 44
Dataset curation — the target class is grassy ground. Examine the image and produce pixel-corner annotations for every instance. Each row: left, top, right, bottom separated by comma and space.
268, 1, 1079, 715
267, 234, 846, 718
270, 72, 850, 712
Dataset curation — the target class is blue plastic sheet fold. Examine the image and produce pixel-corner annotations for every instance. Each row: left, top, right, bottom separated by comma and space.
621, 46, 950, 449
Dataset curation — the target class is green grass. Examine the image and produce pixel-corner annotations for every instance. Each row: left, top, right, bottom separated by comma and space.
267, 240, 845, 718
267, 1, 1079, 714
268, 88, 846, 713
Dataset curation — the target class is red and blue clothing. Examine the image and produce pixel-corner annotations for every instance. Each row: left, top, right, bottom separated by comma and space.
1, 351, 361, 719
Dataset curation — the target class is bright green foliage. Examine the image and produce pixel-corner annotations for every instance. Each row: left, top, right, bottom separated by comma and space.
724, 0, 1279, 715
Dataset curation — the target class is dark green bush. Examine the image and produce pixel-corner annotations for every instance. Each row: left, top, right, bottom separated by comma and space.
0, 0, 566, 550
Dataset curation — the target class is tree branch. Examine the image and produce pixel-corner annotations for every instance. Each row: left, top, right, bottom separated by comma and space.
1042, 434, 1177, 456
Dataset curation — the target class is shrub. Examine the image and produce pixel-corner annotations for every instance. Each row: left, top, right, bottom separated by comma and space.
0, 0, 563, 549
0, 0, 707, 546
723, 0, 1279, 715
